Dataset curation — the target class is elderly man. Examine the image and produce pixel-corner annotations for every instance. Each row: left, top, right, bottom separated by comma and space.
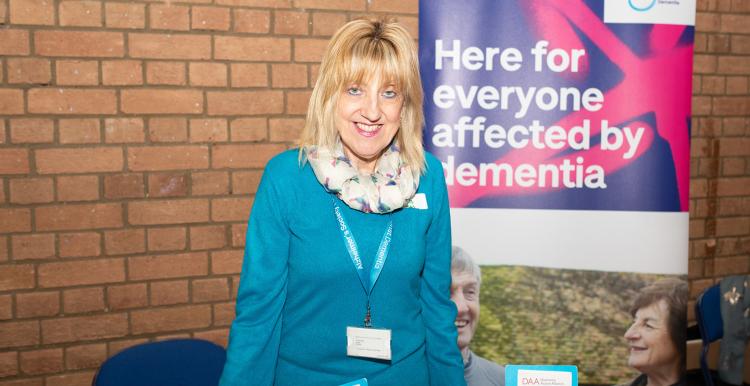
450, 246, 505, 386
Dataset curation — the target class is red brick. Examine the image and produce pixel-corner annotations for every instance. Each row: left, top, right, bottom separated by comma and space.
232, 171, 263, 195
0, 295, 11, 320
104, 173, 144, 199
217, 0, 290, 6
105, 229, 145, 255
214, 36, 290, 61
232, 9, 270, 34
287, 90, 311, 114
104, 118, 145, 143
36, 203, 122, 232
129, 33, 211, 59
270, 118, 304, 141
718, 56, 750, 75
12, 233, 55, 260
148, 172, 188, 198
148, 118, 187, 142
0, 351, 17, 377
733, 36, 750, 55
368, 0, 417, 13
213, 197, 252, 222
230, 63, 268, 87
189, 62, 227, 87
192, 6, 230, 31
65, 343, 107, 370
232, 224, 247, 248
128, 199, 209, 225
19, 348, 62, 375
693, 54, 716, 74
7, 58, 50, 84
214, 302, 235, 326
59, 232, 101, 258
10, 118, 53, 143
107, 338, 149, 357
294, 38, 328, 62
105, 2, 145, 29
147, 227, 187, 252
190, 225, 226, 250
271, 63, 307, 88
121, 89, 203, 114
0, 122, 5, 145
231, 118, 267, 142
102, 60, 143, 86
275, 10, 309, 35
707, 34, 730, 53
127, 146, 208, 171
0, 29, 30, 55
726, 76, 748, 95
721, 14, 750, 34
193, 329, 229, 348
700, 75, 725, 95
0, 377, 42, 386
149, 4, 189, 31
207, 91, 283, 115
146, 61, 186, 85
38, 258, 125, 288
57, 175, 99, 202
190, 118, 228, 142
41, 314, 128, 344
59, 1, 101, 27
716, 217, 750, 236
28, 88, 116, 115
0, 321, 39, 347
213, 143, 286, 168
713, 97, 750, 116
211, 250, 243, 274
312, 12, 346, 36
59, 119, 101, 144
63, 288, 105, 314
293, 0, 364, 10
128, 252, 208, 280
0, 209, 31, 233
150, 280, 188, 306
131, 305, 211, 334
714, 256, 750, 275
46, 371, 96, 386
36, 147, 123, 174
16, 292, 59, 318
0, 89, 24, 115
192, 171, 229, 196
56, 60, 98, 86
9, 0, 54, 25
107, 283, 147, 310
35, 31, 123, 57
9, 177, 53, 204
192, 278, 230, 302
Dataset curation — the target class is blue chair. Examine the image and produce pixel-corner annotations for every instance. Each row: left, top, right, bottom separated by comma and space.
93, 339, 226, 386
695, 283, 722, 386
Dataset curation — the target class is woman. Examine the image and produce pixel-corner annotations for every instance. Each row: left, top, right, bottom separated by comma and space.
620, 278, 687, 386
219, 19, 466, 386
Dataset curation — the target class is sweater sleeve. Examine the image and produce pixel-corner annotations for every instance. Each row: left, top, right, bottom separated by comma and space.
219, 158, 290, 386
421, 157, 467, 386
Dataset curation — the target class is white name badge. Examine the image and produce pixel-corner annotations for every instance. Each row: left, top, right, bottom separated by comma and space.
506, 365, 578, 386
338, 378, 368, 386
407, 193, 428, 209
346, 326, 391, 360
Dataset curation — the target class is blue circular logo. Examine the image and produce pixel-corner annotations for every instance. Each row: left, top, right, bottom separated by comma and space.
628, 0, 657, 11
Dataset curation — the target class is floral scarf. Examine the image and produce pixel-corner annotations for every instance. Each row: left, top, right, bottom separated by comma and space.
306, 143, 420, 214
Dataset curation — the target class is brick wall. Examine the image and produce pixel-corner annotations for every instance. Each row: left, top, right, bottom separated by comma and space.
0, 0, 746, 384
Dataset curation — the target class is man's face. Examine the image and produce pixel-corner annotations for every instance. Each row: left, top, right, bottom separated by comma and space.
450, 270, 480, 351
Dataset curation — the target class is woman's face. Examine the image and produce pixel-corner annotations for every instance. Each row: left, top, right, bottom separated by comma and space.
335, 75, 403, 173
624, 299, 679, 375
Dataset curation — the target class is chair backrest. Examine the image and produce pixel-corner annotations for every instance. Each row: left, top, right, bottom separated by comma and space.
93, 339, 226, 386
696, 284, 723, 344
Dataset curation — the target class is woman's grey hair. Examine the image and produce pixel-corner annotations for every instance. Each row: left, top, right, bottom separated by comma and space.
451, 246, 481, 286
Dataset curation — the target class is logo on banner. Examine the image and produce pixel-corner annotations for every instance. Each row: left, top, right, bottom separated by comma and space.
628, 0, 656, 11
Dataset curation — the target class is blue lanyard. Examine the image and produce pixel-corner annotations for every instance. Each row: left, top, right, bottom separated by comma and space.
333, 200, 392, 327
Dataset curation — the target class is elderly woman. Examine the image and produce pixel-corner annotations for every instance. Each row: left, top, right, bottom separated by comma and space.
620, 278, 687, 386
219, 19, 465, 386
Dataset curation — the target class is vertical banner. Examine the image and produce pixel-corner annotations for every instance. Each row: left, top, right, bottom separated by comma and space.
419, 0, 693, 383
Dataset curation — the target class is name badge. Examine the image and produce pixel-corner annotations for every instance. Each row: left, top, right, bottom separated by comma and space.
505, 365, 578, 386
338, 378, 368, 386
407, 193, 428, 209
346, 326, 391, 360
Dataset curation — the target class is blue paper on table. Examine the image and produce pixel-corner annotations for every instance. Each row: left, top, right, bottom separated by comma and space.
505, 365, 578, 386
338, 378, 368, 386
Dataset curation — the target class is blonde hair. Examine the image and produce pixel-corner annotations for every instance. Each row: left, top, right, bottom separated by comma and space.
298, 18, 425, 173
